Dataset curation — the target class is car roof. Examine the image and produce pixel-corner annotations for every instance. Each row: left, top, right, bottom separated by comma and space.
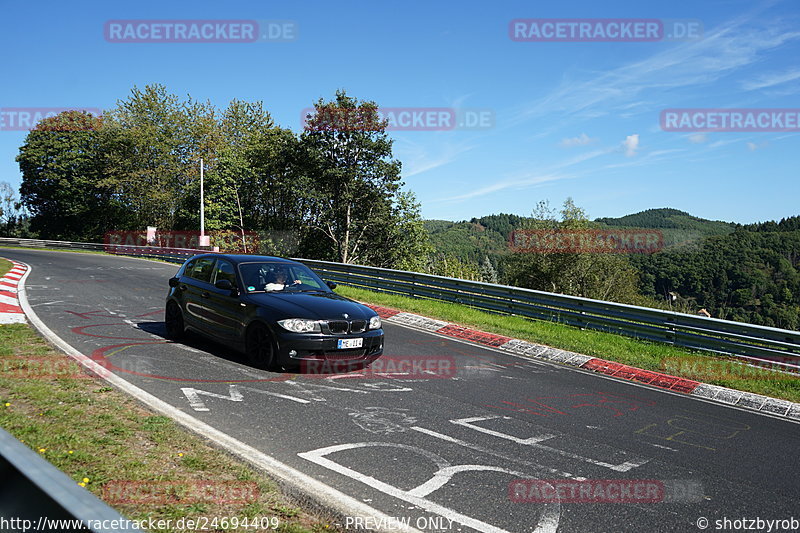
187, 254, 300, 266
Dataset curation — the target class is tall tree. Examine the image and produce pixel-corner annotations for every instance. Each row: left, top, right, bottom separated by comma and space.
17, 111, 125, 240
504, 198, 643, 302
300, 90, 408, 264
104, 84, 216, 230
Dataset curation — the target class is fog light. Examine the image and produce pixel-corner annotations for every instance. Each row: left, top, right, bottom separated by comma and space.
289, 350, 297, 357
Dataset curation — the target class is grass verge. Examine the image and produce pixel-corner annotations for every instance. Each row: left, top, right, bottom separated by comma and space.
0, 323, 334, 533
0, 257, 12, 277
336, 285, 800, 404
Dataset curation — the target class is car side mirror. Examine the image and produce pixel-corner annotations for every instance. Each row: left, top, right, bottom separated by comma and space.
168, 277, 180, 288
326, 280, 337, 290
215, 279, 233, 290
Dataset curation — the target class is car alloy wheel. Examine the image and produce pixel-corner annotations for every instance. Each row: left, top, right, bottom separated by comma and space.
165, 301, 185, 340
246, 323, 277, 370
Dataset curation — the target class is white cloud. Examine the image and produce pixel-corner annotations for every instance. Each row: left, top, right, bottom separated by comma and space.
434, 148, 612, 203
741, 67, 800, 91
688, 133, 708, 144
559, 133, 596, 148
396, 138, 475, 178
747, 141, 768, 151
435, 173, 569, 203
622, 134, 640, 157
514, 16, 800, 124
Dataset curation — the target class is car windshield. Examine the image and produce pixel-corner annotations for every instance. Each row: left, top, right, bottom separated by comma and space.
237, 262, 329, 293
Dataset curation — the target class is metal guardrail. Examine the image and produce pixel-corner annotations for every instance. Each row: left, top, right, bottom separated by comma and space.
299, 259, 800, 372
0, 237, 203, 264
1, 236, 799, 371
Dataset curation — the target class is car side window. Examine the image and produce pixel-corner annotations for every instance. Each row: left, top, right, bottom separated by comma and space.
188, 258, 216, 283
292, 267, 324, 289
181, 259, 197, 277
213, 260, 237, 286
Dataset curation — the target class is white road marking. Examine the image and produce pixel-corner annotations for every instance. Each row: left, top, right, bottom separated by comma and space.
453, 416, 557, 444
299, 442, 560, 533
407, 464, 528, 498
237, 385, 311, 404
452, 416, 651, 472
181, 384, 244, 412
181, 384, 312, 411
411, 426, 582, 480
30, 300, 65, 307
650, 444, 678, 452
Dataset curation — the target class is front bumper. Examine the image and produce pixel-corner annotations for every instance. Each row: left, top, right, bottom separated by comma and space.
274, 328, 384, 367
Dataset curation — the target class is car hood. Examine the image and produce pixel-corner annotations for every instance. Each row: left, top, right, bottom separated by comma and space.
245, 291, 376, 320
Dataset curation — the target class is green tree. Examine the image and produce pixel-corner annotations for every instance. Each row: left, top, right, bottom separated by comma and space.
299, 90, 408, 265
104, 84, 216, 230
17, 111, 126, 240
504, 198, 643, 302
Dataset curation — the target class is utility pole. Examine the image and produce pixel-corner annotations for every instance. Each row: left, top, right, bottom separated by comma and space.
199, 158, 210, 247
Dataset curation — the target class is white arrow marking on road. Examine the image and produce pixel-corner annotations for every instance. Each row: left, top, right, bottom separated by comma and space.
182, 384, 311, 411
453, 416, 650, 472
181, 384, 244, 412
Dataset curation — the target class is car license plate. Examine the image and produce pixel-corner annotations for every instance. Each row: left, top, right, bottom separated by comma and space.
337, 338, 363, 349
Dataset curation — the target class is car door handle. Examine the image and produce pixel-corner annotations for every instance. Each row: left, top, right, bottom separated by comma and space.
201, 292, 210, 298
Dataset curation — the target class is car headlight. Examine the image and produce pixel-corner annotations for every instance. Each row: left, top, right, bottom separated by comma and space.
369, 315, 382, 330
278, 318, 321, 333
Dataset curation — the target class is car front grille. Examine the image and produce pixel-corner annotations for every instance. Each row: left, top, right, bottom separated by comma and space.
325, 319, 367, 334
327, 320, 349, 334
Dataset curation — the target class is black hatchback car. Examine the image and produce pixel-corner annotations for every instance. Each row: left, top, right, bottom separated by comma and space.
165, 254, 384, 370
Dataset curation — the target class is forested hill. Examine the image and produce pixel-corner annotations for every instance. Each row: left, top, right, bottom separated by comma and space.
426, 208, 740, 259
424, 208, 800, 330
594, 208, 736, 235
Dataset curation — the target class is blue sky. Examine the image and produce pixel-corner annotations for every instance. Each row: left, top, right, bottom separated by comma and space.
1, 0, 798, 223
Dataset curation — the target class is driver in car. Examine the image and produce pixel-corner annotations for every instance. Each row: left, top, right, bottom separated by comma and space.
264, 267, 301, 291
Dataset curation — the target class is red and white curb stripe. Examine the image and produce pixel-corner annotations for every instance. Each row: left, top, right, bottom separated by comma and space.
0, 260, 27, 324
367, 304, 800, 422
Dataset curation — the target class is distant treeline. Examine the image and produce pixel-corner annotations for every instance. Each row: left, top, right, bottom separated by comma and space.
430, 206, 800, 330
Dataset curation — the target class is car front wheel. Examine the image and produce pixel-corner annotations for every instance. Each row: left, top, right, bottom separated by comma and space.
245, 323, 277, 370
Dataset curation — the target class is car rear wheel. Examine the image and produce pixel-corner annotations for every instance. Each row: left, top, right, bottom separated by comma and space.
165, 301, 185, 340
246, 323, 277, 370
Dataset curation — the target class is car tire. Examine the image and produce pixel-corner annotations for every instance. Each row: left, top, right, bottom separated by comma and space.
165, 301, 185, 340
245, 323, 278, 371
